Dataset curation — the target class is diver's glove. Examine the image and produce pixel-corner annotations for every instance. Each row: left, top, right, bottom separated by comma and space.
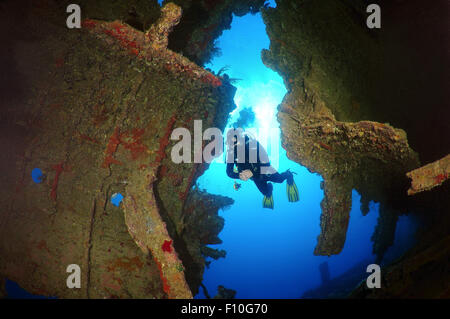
239, 169, 253, 181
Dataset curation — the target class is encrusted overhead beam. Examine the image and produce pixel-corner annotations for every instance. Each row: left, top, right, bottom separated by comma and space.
407, 154, 450, 195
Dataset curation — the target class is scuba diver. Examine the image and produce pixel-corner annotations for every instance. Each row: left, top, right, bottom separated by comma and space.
226, 129, 299, 209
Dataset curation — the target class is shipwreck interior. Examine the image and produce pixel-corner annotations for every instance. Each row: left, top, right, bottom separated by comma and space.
0, 0, 448, 299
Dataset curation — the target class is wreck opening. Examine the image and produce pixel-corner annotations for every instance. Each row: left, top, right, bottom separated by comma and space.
193, 1, 418, 298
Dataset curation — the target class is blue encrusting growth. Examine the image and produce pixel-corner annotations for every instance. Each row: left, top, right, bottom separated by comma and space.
31, 168, 44, 184
195, 3, 417, 299
111, 193, 124, 207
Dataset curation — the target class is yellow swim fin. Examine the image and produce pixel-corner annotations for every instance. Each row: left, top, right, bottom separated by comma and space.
262, 194, 274, 209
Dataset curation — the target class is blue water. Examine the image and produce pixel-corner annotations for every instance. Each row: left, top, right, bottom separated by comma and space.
4, 279, 56, 299
194, 3, 417, 299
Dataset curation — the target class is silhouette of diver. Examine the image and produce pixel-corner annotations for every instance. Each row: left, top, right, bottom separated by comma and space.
226, 129, 299, 209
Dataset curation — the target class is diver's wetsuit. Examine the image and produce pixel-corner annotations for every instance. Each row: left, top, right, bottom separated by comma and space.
226, 135, 290, 197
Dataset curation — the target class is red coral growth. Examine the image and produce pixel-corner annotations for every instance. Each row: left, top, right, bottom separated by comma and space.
101, 21, 142, 57
50, 161, 64, 200
434, 173, 448, 185
81, 19, 97, 29
85, 20, 223, 89
201, 73, 222, 87
154, 258, 171, 296
318, 141, 332, 151
102, 127, 123, 168
159, 165, 169, 178
102, 126, 150, 167
78, 134, 99, 144
102, 125, 152, 168
83, 20, 142, 56
122, 128, 147, 159
162, 240, 173, 253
